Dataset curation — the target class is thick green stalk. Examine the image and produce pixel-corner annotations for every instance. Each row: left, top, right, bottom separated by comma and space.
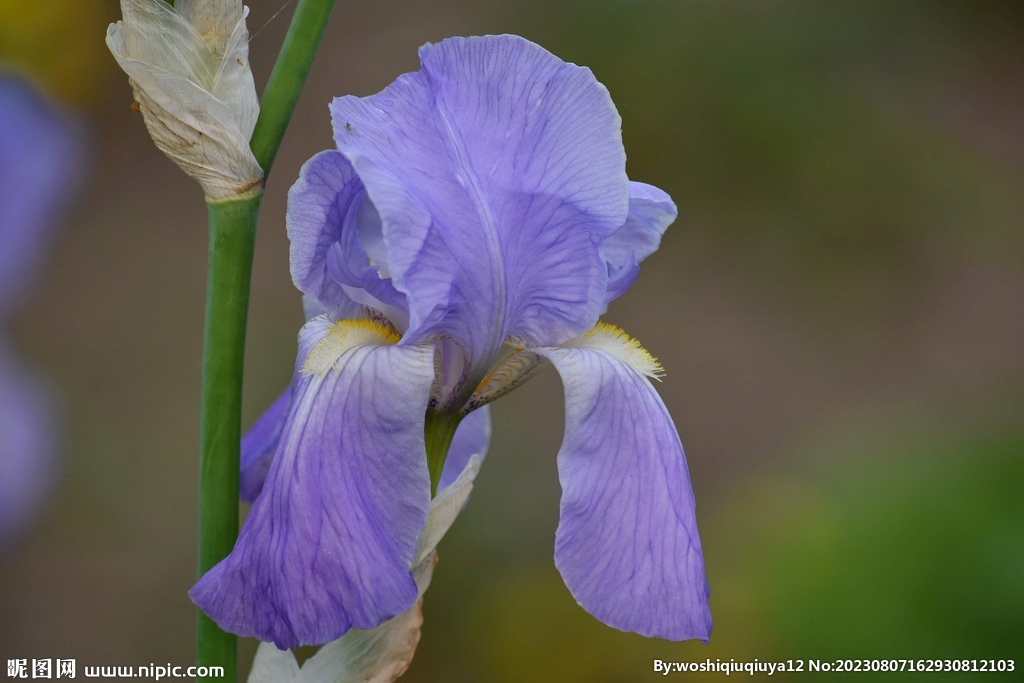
196, 196, 262, 683
250, 0, 339, 175
193, 2, 338, 679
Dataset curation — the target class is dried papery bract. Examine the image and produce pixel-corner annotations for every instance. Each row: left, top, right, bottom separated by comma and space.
106, 0, 263, 202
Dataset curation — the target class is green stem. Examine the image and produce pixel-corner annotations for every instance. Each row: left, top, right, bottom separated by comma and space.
196, 197, 262, 683
249, 0, 339, 175
424, 411, 464, 496
193, 2, 338, 679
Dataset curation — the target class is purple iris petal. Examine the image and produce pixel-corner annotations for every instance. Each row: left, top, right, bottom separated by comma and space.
286, 150, 372, 320
190, 318, 437, 648
603, 248, 639, 304
326, 243, 409, 331
0, 345, 59, 549
326, 35, 630, 394
239, 296, 342, 505
534, 346, 712, 642
0, 75, 81, 549
239, 386, 291, 505
288, 149, 410, 329
239, 390, 488, 506
227, 35, 701, 651
600, 182, 677, 303
0, 75, 82, 315
438, 406, 491, 492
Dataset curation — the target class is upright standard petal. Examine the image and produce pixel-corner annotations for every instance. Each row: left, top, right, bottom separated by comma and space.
287, 150, 369, 319
600, 182, 677, 303
191, 317, 437, 648
534, 323, 712, 642
287, 150, 408, 326
329, 35, 630, 395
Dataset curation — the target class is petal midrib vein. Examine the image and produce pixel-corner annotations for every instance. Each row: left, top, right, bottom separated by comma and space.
433, 97, 507, 393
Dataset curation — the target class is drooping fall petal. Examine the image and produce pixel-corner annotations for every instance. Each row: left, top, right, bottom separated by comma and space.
191, 318, 436, 648
535, 324, 711, 642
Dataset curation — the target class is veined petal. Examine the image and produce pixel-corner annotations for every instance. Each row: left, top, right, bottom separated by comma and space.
600, 182, 677, 271
288, 150, 409, 326
534, 324, 711, 642
602, 249, 639, 304
290, 458, 482, 683
244, 455, 483, 683
329, 35, 630, 394
190, 318, 436, 648
438, 406, 490, 492
600, 182, 677, 303
286, 150, 367, 319
327, 243, 409, 332
238, 295, 348, 505
239, 386, 291, 505
238, 308, 410, 505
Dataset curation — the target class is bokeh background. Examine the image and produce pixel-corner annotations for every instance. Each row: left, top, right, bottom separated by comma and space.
2, 0, 1022, 679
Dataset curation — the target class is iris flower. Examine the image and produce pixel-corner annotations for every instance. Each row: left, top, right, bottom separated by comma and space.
0, 75, 81, 548
191, 34, 711, 649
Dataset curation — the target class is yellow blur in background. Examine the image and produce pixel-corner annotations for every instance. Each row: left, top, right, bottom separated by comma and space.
0, 0, 112, 107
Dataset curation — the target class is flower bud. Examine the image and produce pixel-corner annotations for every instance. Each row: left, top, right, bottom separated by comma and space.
106, 0, 263, 202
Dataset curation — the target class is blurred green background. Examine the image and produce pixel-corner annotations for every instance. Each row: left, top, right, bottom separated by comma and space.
1, 0, 1022, 679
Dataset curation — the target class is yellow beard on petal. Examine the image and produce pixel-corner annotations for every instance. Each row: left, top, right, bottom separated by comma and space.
561, 321, 665, 380
302, 319, 401, 377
